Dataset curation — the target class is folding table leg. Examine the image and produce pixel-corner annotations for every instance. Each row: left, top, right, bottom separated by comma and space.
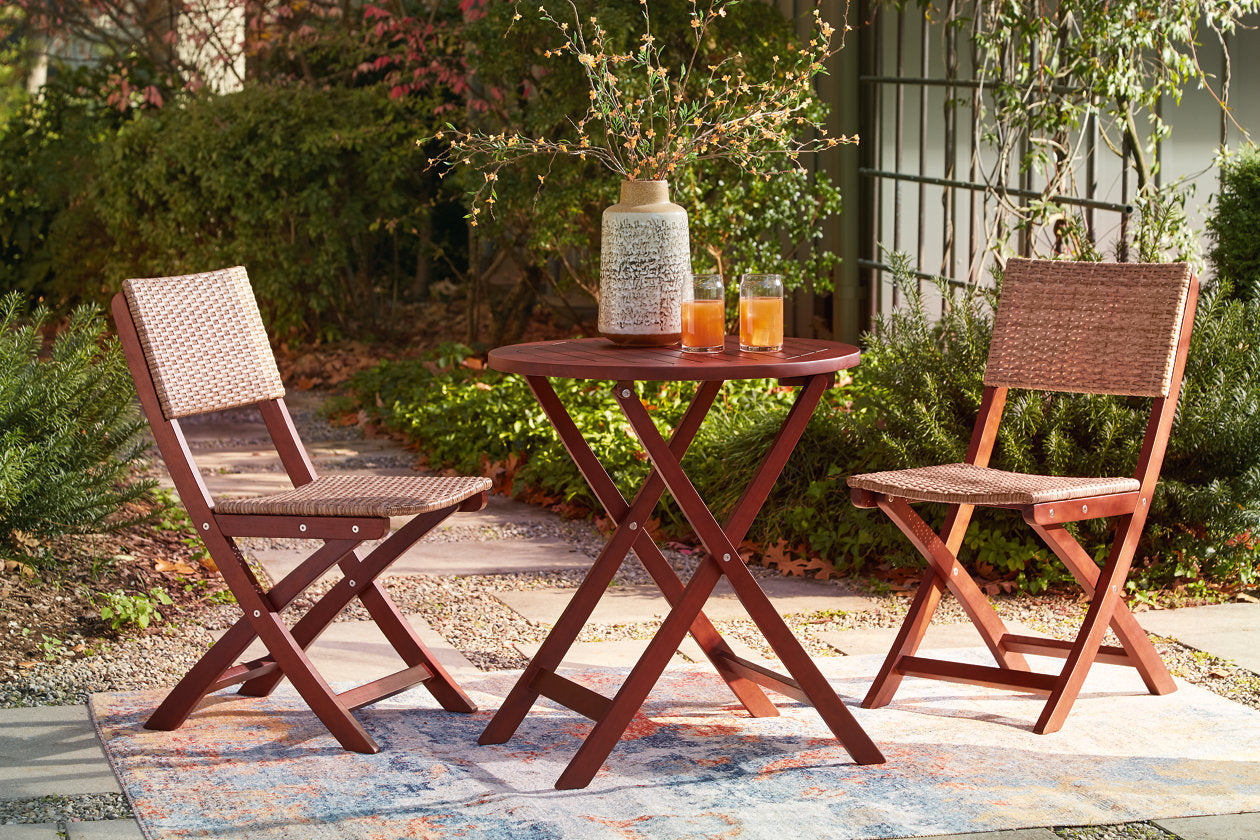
478, 506, 650, 745
556, 558, 728, 789
515, 377, 774, 716
612, 377, 885, 768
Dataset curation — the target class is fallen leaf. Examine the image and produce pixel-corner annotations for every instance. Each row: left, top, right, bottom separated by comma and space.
155, 559, 196, 575
1209, 668, 1232, 679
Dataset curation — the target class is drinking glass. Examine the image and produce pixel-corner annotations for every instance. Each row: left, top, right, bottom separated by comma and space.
739, 274, 784, 352
681, 274, 726, 352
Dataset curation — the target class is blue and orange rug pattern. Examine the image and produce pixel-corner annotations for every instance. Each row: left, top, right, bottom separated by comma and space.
90, 652, 1260, 839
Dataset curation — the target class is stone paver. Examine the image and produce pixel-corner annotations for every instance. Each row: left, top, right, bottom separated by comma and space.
254, 537, 594, 583
815, 620, 1037, 656
208, 614, 478, 684
1136, 602, 1260, 672
514, 634, 770, 670
66, 820, 145, 840
1, 824, 60, 839
1153, 812, 1260, 839
514, 639, 697, 669
496, 578, 878, 627
0, 706, 119, 798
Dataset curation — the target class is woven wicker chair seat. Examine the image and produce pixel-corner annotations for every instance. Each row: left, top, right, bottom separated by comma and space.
215, 474, 492, 518
848, 462, 1139, 506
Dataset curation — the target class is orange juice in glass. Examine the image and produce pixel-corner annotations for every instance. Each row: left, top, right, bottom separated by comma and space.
681, 274, 725, 352
739, 274, 784, 351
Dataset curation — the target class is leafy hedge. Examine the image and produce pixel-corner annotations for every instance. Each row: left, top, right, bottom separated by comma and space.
0, 73, 461, 340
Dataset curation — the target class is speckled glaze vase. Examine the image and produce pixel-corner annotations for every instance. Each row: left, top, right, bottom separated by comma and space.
598, 179, 691, 346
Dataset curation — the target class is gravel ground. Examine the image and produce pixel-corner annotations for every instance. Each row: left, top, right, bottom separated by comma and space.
1056, 824, 1176, 839
0, 794, 132, 826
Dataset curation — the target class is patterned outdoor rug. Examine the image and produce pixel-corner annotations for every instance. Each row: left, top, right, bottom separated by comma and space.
91, 651, 1260, 840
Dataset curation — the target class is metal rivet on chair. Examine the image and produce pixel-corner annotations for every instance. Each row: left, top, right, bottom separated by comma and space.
628, 522, 638, 531
253, 610, 260, 618
202, 522, 210, 531
352, 525, 359, 534
299, 523, 307, 533
620, 388, 631, 398
1048, 508, 1055, 518
952, 567, 958, 576
723, 553, 731, 562
1082, 504, 1088, 514
348, 579, 356, 588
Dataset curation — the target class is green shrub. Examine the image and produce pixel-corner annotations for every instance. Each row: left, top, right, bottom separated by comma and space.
0, 74, 462, 341
91, 83, 454, 341
0, 65, 128, 305
1209, 144, 1260, 301
0, 293, 155, 563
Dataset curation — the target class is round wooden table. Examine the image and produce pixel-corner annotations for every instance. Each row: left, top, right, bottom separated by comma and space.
478, 335, 885, 789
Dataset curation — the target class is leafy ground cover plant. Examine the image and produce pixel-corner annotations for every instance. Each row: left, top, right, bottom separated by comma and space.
0, 292, 154, 565
347, 342, 804, 529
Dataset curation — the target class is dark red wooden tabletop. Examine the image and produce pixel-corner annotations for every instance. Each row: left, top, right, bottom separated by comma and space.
488, 336, 860, 381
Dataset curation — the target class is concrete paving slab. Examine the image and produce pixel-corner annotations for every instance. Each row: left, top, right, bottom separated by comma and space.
176, 420, 268, 445
1, 824, 61, 839
1153, 812, 1260, 840
815, 620, 1037, 656
451, 492, 579, 529
209, 614, 478, 684
180, 440, 404, 472
513, 635, 771, 670
66, 820, 146, 840
0, 706, 119, 799
1135, 602, 1260, 672
513, 638, 696, 669
496, 578, 878, 627
255, 537, 595, 585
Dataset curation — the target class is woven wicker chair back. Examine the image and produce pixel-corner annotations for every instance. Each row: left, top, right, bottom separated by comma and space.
122, 267, 285, 419
984, 259, 1192, 397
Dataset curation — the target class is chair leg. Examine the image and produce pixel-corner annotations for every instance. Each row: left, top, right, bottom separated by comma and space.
1030, 521, 1176, 696
146, 619, 259, 731
239, 508, 460, 700
358, 581, 476, 713
864, 568, 945, 708
245, 607, 379, 753
1034, 516, 1144, 734
878, 496, 1030, 671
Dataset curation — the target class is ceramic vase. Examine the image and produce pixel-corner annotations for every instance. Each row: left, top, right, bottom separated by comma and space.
598, 179, 691, 346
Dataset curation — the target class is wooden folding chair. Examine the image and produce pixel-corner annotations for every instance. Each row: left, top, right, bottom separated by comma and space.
112, 266, 490, 753
849, 259, 1198, 734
